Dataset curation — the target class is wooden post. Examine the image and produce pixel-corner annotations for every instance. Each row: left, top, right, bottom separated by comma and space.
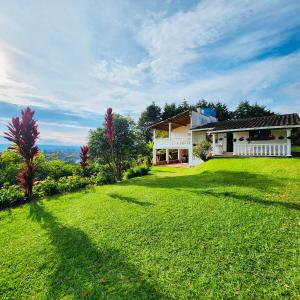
287, 129, 292, 156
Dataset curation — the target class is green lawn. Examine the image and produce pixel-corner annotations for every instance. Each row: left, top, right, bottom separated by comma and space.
0, 158, 299, 299
292, 145, 300, 152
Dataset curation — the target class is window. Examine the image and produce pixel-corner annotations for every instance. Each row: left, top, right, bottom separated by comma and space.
249, 129, 274, 140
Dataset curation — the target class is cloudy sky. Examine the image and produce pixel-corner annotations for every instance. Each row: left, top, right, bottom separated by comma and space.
0, 0, 300, 145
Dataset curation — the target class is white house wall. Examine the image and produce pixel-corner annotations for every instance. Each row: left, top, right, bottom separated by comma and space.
233, 129, 288, 145
192, 131, 207, 144
171, 124, 190, 138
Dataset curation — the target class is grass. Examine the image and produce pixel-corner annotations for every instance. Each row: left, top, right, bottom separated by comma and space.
0, 158, 299, 299
292, 145, 300, 152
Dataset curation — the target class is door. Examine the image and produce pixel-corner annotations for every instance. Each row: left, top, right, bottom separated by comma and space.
226, 132, 233, 152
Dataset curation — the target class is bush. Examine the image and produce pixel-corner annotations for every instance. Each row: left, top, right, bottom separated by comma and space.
34, 177, 60, 197
193, 141, 211, 161
0, 184, 24, 209
36, 159, 79, 181
90, 165, 116, 185
58, 175, 90, 193
124, 165, 150, 180
34, 175, 91, 197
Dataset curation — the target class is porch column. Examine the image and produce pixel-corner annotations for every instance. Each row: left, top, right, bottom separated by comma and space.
168, 123, 172, 141
287, 129, 292, 156
178, 149, 181, 162
153, 129, 156, 140
212, 133, 216, 155
166, 149, 170, 163
152, 148, 157, 165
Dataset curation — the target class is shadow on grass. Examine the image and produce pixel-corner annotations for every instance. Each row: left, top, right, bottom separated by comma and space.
121, 170, 299, 211
29, 202, 166, 299
109, 193, 154, 207
184, 189, 300, 211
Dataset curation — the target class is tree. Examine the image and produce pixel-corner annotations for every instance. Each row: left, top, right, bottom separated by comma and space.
195, 99, 232, 121
80, 145, 89, 169
89, 114, 138, 180
161, 102, 177, 119
4, 107, 40, 199
138, 102, 162, 142
234, 100, 274, 119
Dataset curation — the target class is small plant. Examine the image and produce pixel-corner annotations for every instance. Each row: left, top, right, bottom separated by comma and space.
124, 165, 150, 179
278, 136, 284, 140
239, 137, 244, 141
80, 145, 90, 176
4, 107, 40, 199
0, 184, 24, 209
193, 141, 211, 161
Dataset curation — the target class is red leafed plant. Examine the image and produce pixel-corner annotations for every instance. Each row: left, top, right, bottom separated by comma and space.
80, 145, 89, 169
105, 107, 115, 146
4, 107, 40, 199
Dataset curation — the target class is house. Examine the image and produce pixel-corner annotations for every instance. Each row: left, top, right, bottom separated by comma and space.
149, 108, 300, 166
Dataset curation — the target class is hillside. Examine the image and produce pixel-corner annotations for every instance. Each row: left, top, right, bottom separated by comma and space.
0, 158, 299, 299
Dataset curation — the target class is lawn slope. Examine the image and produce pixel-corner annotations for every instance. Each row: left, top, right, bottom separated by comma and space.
0, 158, 299, 299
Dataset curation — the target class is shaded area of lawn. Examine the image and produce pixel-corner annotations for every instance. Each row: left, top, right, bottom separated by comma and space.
27, 202, 165, 299
121, 168, 300, 211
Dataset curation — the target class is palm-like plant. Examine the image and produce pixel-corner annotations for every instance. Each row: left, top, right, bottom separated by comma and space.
80, 145, 89, 169
4, 107, 40, 199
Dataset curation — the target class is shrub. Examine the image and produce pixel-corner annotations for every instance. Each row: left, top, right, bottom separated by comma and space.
34, 175, 91, 197
36, 160, 78, 181
0, 184, 24, 209
58, 175, 90, 193
90, 165, 116, 185
34, 177, 60, 197
193, 141, 211, 161
124, 165, 150, 180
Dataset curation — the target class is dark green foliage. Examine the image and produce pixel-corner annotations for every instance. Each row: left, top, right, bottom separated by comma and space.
90, 165, 116, 185
0, 151, 22, 187
137, 102, 162, 141
124, 165, 150, 179
36, 157, 79, 181
89, 114, 144, 180
234, 100, 274, 119
34, 176, 90, 197
34, 178, 60, 196
0, 184, 24, 209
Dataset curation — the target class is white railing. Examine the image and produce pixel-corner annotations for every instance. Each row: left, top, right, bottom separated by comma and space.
234, 143, 289, 156
154, 137, 190, 148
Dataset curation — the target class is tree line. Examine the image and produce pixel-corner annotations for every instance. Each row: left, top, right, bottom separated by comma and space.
138, 100, 274, 141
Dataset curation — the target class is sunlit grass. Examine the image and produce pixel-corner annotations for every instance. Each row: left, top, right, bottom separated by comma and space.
0, 158, 299, 299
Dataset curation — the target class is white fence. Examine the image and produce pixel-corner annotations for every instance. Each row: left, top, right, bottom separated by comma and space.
234, 143, 290, 156
154, 137, 190, 148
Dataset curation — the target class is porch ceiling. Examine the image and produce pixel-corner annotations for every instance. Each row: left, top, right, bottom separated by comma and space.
148, 110, 190, 131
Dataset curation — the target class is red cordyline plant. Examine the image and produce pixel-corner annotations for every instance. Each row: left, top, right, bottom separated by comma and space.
4, 107, 40, 199
80, 145, 89, 169
105, 107, 115, 146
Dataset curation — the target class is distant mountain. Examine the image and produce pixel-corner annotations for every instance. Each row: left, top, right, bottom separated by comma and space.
0, 144, 80, 153
0, 144, 81, 163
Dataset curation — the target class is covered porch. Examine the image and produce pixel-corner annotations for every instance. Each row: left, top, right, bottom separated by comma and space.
153, 148, 189, 165
210, 128, 292, 157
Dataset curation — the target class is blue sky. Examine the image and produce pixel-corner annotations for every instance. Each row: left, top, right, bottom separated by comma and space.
0, 0, 300, 145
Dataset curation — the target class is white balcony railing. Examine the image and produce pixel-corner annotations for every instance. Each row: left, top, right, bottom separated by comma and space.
234, 143, 290, 156
154, 137, 190, 148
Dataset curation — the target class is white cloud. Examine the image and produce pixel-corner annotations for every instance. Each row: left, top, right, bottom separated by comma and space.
94, 60, 149, 86
137, 0, 300, 81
